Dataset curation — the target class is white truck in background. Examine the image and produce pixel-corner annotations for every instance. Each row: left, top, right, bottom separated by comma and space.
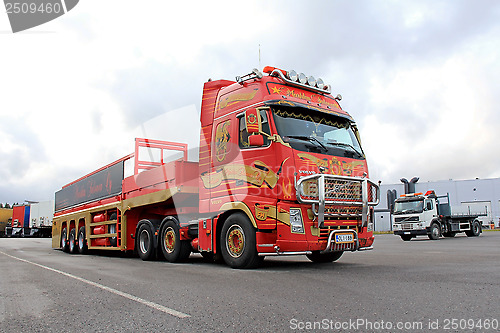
392, 191, 486, 241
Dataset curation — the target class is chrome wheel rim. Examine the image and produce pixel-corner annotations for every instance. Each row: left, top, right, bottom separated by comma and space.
226, 224, 245, 258
139, 230, 150, 254
164, 227, 176, 254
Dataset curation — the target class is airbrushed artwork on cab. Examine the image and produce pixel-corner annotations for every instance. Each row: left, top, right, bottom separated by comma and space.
200, 160, 278, 189
297, 153, 366, 177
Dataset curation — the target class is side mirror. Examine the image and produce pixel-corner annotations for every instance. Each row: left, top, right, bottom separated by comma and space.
245, 108, 262, 134
427, 202, 432, 211
248, 134, 264, 147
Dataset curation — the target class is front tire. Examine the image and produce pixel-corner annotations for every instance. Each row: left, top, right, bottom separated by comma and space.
307, 251, 343, 263
160, 220, 191, 263
220, 213, 260, 269
401, 235, 412, 241
137, 223, 155, 260
428, 223, 441, 240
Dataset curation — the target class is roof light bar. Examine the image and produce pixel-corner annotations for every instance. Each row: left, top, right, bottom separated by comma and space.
268, 67, 332, 94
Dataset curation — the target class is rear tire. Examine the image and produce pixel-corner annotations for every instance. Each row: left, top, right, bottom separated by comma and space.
61, 227, 69, 252
160, 220, 191, 263
466, 221, 481, 237
307, 251, 343, 263
137, 223, 155, 261
400, 235, 412, 241
77, 226, 88, 254
220, 213, 260, 269
68, 229, 77, 254
428, 223, 441, 240
109, 213, 117, 247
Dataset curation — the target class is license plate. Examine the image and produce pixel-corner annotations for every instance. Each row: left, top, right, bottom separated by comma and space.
335, 233, 354, 243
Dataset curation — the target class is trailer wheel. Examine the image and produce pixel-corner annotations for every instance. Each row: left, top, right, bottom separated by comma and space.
137, 224, 155, 261
220, 213, 260, 269
160, 220, 191, 263
428, 223, 441, 240
466, 221, 481, 237
68, 229, 77, 254
61, 227, 69, 252
400, 235, 412, 241
109, 213, 117, 247
307, 251, 343, 263
77, 226, 88, 254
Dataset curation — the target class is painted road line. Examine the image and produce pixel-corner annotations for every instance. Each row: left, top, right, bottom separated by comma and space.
0, 251, 190, 318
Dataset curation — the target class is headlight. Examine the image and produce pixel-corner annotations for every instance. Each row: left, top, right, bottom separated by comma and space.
290, 208, 304, 234
300, 179, 318, 199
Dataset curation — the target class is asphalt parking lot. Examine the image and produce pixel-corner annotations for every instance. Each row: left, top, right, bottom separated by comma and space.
1, 232, 499, 332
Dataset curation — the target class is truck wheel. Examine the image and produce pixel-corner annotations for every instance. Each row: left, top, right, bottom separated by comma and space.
400, 235, 412, 241
466, 221, 481, 237
61, 227, 69, 252
220, 213, 260, 269
428, 223, 440, 240
160, 220, 191, 263
77, 226, 88, 254
109, 213, 117, 247
68, 229, 77, 254
137, 224, 155, 261
306, 251, 343, 263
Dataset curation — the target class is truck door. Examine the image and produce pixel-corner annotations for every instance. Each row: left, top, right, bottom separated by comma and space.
207, 107, 278, 215
423, 198, 436, 225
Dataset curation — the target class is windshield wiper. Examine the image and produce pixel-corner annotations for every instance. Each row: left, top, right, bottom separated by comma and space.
326, 142, 363, 157
286, 135, 328, 152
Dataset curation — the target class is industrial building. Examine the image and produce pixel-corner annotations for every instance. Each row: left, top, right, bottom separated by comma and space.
374, 177, 500, 232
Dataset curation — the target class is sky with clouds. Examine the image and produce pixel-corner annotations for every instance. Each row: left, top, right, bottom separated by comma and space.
1, 0, 500, 205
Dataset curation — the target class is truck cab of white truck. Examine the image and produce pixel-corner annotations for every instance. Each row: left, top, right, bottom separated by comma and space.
392, 191, 483, 241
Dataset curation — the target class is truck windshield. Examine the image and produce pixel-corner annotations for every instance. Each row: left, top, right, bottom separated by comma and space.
272, 106, 365, 159
394, 199, 424, 214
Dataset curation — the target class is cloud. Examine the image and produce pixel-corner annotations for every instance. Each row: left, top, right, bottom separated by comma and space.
1, 0, 500, 205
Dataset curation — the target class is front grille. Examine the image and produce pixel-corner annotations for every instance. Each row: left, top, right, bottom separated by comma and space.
402, 223, 414, 230
325, 178, 362, 201
394, 216, 419, 223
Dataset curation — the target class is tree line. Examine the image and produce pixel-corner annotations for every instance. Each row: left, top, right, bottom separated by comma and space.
0, 203, 19, 209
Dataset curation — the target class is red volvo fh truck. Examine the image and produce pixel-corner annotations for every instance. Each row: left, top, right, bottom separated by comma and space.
52, 66, 379, 268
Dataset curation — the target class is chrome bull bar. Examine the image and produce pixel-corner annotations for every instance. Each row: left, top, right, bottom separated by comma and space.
296, 174, 380, 228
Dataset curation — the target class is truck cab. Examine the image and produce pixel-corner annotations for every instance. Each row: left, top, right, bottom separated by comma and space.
392, 192, 437, 240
